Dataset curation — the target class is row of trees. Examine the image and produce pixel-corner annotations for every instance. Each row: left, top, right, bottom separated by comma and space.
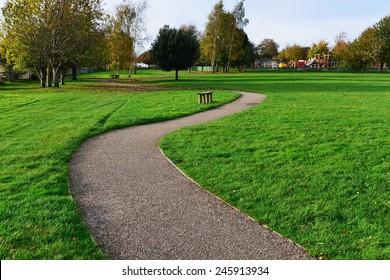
200, 0, 254, 72
149, 0, 254, 79
1, 0, 389, 85
149, 1, 390, 78
0, 0, 148, 87
257, 15, 390, 72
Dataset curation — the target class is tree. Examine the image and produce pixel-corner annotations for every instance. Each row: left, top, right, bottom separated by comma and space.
278, 44, 309, 62
41, 0, 103, 87
235, 31, 256, 70
308, 40, 330, 59
108, 0, 148, 77
107, 12, 134, 75
226, 0, 248, 70
129, 0, 149, 76
376, 15, 390, 71
1, 0, 48, 85
344, 27, 380, 72
256, 39, 279, 60
201, 0, 225, 72
71, 27, 109, 80
138, 50, 154, 66
332, 32, 349, 67
151, 25, 200, 80
201, 0, 250, 72
1, 0, 103, 87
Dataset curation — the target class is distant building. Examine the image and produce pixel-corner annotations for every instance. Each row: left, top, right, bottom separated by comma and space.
255, 59, 280, 69
136, 63, 149, 68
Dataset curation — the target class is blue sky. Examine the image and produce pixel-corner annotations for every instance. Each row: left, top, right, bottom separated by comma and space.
1, 0, 389, 50
103, 0, 389, 50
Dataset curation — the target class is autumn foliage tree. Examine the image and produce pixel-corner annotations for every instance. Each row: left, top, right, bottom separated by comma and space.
107, 11, 134, 76
344, 27, 381, 72
331, 32, 349, 67
308, 40, 330, 59
376, 15, 390, 71
1, 0, 103, 87
107, 0, 148, 77
278, 44, 309, 62
201, 0, 251, 72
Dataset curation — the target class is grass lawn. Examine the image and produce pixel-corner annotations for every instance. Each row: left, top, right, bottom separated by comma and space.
1, 71, 389, 260
0, 78, 238, 259
159, 71, 390, 260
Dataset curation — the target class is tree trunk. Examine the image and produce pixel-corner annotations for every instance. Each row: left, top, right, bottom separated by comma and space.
72, 67, 77, 80
61, 71, 65, 85
175, 69, 179, 80
53, 68, 60, 88
40, 78, 46, 88
39, 67, 47, 88
47, 65, 53, 88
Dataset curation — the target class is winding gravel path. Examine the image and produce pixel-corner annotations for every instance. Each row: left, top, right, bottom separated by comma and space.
69, 91, 312, 260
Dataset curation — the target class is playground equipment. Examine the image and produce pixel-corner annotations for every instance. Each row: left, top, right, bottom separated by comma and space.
305, 53, 331, 69
278, 53, 331, 70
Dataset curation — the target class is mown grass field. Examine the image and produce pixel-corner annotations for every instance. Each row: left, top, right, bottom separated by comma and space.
0, 76, 238, 259
158, 71, 390, 260
0, 70, 389, 259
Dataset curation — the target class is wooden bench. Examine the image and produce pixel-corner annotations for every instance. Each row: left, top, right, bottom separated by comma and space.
110, 74, 120, 79
198, 92, 213, 104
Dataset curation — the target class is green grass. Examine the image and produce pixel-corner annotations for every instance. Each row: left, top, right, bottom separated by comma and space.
1, 71, 389, 260
159, 72, 390, 260
0, 79, 239, 259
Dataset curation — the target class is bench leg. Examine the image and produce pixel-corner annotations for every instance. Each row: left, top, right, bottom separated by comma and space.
198, 93, 213, 104
206, 93, 213, 103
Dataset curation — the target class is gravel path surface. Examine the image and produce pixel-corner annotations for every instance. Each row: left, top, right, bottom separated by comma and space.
69, 91, 312, 260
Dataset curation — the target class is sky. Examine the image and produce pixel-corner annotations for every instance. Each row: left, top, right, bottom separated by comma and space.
102, 0, 390, 51
1, 0, 389, 51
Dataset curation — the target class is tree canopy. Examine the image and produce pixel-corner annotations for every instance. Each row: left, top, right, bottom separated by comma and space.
308, 40, 330, 59
256, 39, 279, 60
151, 25, 199, 80
344, 27, 381, 72
1, 0, 390, 83
107, 0, 148, 77
200, 0, 252, 72
278, 44, 309, 62
1, 0, 103, 87
376, 15, 390, 70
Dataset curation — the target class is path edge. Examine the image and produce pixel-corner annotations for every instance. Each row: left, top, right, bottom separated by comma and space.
156, 91, 312, 258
